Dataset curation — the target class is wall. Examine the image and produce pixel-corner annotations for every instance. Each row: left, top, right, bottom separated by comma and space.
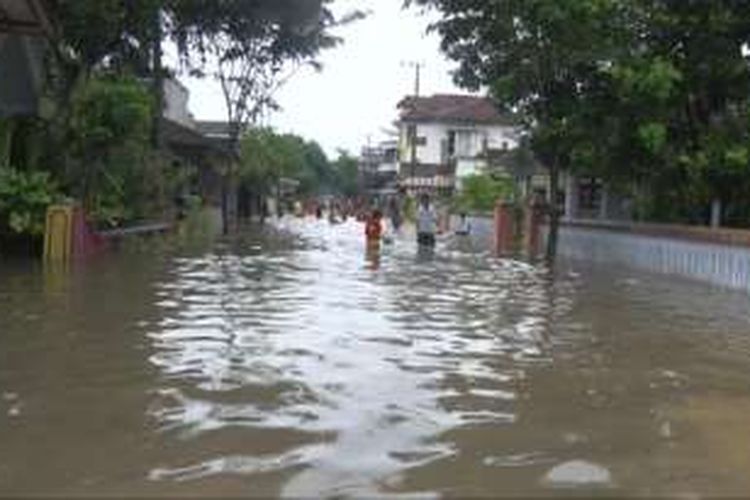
0, 35, 45, 117
451, 213, 750, 292
163, 79, 194, 129
555, 222, 750, 292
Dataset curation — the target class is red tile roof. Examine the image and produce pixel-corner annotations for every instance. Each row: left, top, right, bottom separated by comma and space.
398, 94, 515, 125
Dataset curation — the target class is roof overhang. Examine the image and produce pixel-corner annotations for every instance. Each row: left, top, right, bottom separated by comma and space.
397, 118, 516, 127
0, 0, 52, 36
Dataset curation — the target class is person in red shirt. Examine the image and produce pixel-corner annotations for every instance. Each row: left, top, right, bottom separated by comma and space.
365, 209, 384, 245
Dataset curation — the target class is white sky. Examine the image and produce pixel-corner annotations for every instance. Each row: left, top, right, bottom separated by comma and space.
181, 0, 470, 157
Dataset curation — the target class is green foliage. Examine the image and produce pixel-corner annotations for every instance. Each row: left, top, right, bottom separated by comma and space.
70, 77, 153, 152
65, 77, 180, 228
411, 0, 750, 228
239, 128, 346, 197
454, 175, 513, 214
331, 151, 359, 197
637, 123, 668, 154
0, 167, 61, 236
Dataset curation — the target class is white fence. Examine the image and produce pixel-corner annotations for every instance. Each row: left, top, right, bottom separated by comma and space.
556, 225, 750, 292
456, 215, 750, 292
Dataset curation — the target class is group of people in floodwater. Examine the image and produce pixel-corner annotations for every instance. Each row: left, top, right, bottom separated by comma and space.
291, 194, 472, 253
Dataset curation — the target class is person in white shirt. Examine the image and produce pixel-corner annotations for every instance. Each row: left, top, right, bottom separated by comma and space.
416, 195, 437, 247
455, 212, 472, 236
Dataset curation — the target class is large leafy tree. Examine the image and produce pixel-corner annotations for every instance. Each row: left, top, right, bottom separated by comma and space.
239, 128, 340, 198
411, 0, 750, 250
169, 1, 354, 144
409, 0, 625, 259
50, 1, 355, 143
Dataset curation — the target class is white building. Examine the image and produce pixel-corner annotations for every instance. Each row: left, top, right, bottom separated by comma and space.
359, 140, 399, 195
396, 94, 520, 194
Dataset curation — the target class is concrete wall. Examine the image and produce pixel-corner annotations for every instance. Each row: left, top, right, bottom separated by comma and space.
453, 214, 750, 292
163, 79, 195, 129
0, 34, 45, 117
555, 225, 750, 292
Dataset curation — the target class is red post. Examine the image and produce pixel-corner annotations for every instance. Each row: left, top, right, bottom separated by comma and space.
524, 201, 545, 258
71, 206, 106, 259
494, 200, 515, 256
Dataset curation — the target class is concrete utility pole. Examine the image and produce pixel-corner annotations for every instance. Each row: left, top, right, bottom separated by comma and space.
399, 61, 425, 195
413, 62, 422, 98
402, 61, 423, 194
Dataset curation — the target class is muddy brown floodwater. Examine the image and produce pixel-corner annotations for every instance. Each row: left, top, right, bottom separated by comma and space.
2, 218, 750, 498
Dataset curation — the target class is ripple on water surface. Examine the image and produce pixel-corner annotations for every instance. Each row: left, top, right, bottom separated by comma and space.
4, 218, 749, 497
144, 220, 563, 496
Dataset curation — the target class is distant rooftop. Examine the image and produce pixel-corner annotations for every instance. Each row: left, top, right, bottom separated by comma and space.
398, 94, 516, 126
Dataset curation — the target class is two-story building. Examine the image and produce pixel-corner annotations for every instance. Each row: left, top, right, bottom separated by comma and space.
396, 94, 520, 195
359, 140, 399, 196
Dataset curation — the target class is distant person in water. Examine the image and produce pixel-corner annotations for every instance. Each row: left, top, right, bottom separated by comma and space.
455, 212, 472, 236
328, 201, 340, 224
365, 209, 384, 246
388, 197, 402, 233
416, 195, 437, 248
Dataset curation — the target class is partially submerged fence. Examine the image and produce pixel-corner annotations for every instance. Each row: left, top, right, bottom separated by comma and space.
455, 209, 750, 292
555, 220, 750, 292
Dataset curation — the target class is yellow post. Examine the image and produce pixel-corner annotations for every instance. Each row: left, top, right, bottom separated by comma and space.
43, 205, 74, 261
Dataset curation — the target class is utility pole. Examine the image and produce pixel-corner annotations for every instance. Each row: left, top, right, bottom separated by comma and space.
413, 62, 421, 98
402, 61, 423, 195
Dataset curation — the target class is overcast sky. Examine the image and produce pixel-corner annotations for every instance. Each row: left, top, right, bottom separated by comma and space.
181, 0, 470, 157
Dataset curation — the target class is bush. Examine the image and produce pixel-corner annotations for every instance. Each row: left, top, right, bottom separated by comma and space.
67, 76, 164, 227
0, 166, 61, 236
454, 174, 514, 214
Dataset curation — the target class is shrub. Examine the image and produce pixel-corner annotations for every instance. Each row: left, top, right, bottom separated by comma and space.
0, 166, 61, 236
454, 174, 514, 214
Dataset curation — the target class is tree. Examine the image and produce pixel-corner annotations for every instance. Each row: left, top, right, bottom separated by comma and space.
409, 0, 625, 260
412, 0, 750, 243
455, 174, 513, 214
239, 129, 340, 200
66, 76, 176, 226
170, 1, 362, 146
331, 151, 359, 198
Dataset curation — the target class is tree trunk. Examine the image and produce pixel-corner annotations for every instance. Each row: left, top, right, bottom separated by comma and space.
546, 157, 560, 263
151, 9, 164, 150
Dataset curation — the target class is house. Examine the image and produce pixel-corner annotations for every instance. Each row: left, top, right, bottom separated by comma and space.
0, 0, 52, 164
359, 140, 399, 196
396, 94, 520, 195
0, 0, 51, 115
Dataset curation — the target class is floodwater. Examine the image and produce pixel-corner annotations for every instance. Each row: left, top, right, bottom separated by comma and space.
2, 217, 750, 498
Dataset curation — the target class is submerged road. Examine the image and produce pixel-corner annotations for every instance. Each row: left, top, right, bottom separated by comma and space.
1, 217, 750, 497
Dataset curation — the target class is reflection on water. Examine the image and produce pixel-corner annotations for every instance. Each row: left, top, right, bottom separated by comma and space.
2, 218, 750, 497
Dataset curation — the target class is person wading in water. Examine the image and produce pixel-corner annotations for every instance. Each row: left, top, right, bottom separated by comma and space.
388, 197, 403, 233
416, 195, 437, 248
365, 209, 384, 246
